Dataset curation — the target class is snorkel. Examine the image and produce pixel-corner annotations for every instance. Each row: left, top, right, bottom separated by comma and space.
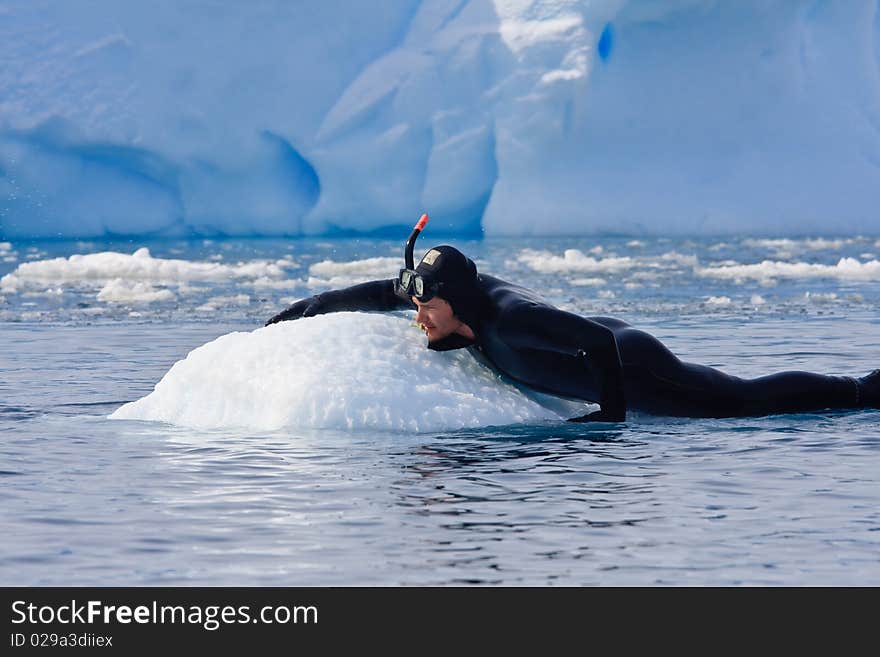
398, 213, 439, 301
405, 213, 429, 269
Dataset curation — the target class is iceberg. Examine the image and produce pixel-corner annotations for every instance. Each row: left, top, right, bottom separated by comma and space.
2, 0, 879, 239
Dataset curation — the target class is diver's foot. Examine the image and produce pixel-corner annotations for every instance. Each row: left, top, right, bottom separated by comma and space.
857, 369, 880, 408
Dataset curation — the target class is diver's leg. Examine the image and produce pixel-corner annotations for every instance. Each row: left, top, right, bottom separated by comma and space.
614, 327, 748, 416
860, 370, 880, 407
738, 371, 861, 415
614, 327, 862, 417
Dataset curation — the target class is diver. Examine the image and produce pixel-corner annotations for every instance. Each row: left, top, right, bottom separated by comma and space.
265, 214, 880, 422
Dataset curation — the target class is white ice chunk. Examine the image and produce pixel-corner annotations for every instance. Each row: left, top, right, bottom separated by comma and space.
516, 248, 635, 274
697, 258, 880, 283
0, 247, 286, 292
804, 291, 838, 304
743, 238, 858, 251
659, 252, 699, 267
97, 279, 175, 304
110, 313, 567, 432
305, 255, 400, 289
308, 256, 399, 279
195, 294, 251, 311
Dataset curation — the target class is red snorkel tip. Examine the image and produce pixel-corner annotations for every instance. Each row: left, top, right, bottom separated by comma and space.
405, 213, 429, 270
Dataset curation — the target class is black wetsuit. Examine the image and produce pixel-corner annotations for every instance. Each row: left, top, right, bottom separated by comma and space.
266, 274, 869, 420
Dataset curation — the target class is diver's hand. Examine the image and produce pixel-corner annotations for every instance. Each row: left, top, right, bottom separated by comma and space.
567, 408, 625, 423
264, 295, 324, 326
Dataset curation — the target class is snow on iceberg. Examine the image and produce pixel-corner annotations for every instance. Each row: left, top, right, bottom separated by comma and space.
2, 1, 879, 239
109, 312, 571, 431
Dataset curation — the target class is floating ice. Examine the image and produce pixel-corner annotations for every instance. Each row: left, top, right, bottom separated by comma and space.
309, 256, 398, 278
659, 252, 699, 267
743, 238, 860, 252
110, 312, 569, 432
804, 292, 838, 304
0, 247, 289, 293
97, 279, 175, 304
513, 248, 705, 282
306, 256, 399, 288
21, 287, 64, 298
741, 237, 871, 260
196, 294, 251, 310
697, 258, 880, 283
516, 249, 635, 274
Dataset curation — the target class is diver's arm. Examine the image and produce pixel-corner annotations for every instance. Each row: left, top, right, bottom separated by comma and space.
265, 279, 413, 325
499, 302, 627, 421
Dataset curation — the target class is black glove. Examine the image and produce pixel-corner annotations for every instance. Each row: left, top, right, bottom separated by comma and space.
264, 295, 324, 326
567, 408, 625, 423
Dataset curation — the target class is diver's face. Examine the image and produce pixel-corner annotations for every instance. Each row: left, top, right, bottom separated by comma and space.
413, 296, 459, 343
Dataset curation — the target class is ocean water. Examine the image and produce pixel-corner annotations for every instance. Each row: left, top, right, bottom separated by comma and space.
1, 235, 879, 585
